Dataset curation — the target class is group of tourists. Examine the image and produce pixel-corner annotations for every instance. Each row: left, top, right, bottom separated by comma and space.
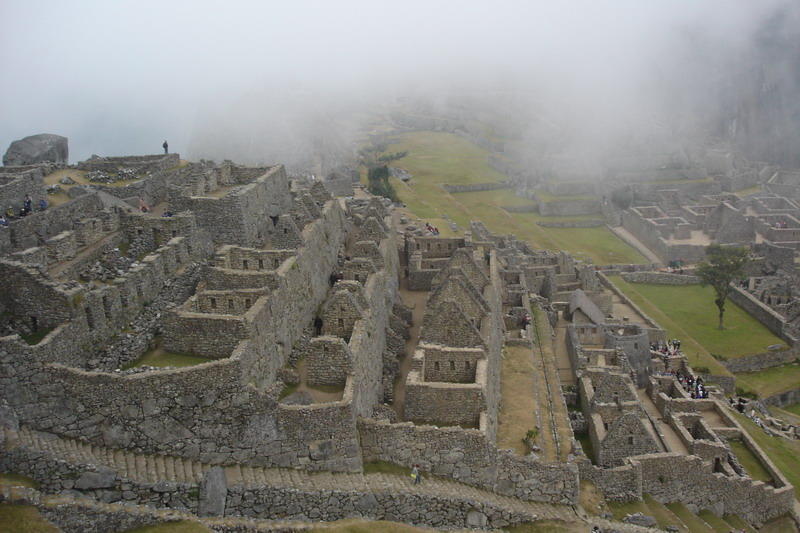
1, 194, 47, 227
424, 222, 439, 235
678, 372, 708, 399
773, 220, 789, 229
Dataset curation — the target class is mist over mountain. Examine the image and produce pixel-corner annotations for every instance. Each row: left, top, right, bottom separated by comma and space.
1, 1, 798, 171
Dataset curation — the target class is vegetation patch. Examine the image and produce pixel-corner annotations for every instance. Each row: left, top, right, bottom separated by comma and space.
497, 346, 539, 455
377, 131, 645, 265
607, 275, 784, 381
727, 440, 773, 484
123, 521, 211, 533
735, 362, 800, 399
729, 411, 800, 498
0, 473, 39, 488
0, 504, 58, 533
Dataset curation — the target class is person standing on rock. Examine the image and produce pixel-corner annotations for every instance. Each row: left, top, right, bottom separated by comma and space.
162, 140, 168, 154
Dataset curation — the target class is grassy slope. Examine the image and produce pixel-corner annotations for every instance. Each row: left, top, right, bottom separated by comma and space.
384, 131, 646, 265
496, 347, 538, 455
0, 505, 58, 533
730, 411, 800, 499
606, 276, 798, 395
728, 440, 773, 483
607, 276, 785, 359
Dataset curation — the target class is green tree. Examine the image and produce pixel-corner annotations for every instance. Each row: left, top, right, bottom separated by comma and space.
366, 164, 398, 202
695, 244, 750, 330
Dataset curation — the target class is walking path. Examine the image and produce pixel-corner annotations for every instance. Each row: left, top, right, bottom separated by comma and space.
554, 317, 576, 385
530, 308, 574, 462
609, 225, 662, 265
636, 389, 689, 455
391, 279, 428, 419
6, 426, 580, 524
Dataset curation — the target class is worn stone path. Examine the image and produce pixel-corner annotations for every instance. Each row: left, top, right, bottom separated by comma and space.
609, 225, 662, 265
8, 426, 579, 523
530, 307, 574, 462
636, 389, 689, 455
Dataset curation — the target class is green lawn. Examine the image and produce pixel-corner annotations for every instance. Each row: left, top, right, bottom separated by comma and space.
123, 522, 210, 533
383, 131, 646, 265
122, 348, 211, 369
728, 440, 773, 484
0, 504, 58, 533
735, 362, 800, 399
782, 402, 800, 417
730, 410, 800, 499
607, 276, 785, 378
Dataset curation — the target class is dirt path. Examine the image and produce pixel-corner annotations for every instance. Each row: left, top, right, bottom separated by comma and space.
496, 346, 539, 455
637, 388, 689, 455
48, 231, 121, 279
529, 308, 574, 462
391, 279, 428, 420
554, 318, 576, 385
609, 226, 662, 264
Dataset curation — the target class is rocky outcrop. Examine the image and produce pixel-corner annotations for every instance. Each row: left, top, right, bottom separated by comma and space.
3, 133, 68, 166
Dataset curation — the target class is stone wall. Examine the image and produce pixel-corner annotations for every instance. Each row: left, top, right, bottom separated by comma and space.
76, 153, 180, 173
358, 418, 579, 505
727, 286, 792, 343
633, 452, 794, 525
0, 201, 371, 470
764, 387, 800, 407
722, 346, 798, 373
441, 182, 511, 193
0, 168, 45, 213
537, 219, 604, 228
169, 165, 292, 247
538, 199, 601, 216
0, 192, 104, 255
620, 272, 700, 285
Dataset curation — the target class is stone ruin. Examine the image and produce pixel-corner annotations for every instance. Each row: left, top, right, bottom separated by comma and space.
0, 150, 795, 530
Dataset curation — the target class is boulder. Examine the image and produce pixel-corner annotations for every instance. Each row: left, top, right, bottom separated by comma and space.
3, 134, 68, 166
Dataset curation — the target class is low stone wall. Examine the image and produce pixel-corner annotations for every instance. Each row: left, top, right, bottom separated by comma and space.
577, 459, 641, 502
501, 205, 537, 213
728, 286, 792, 344
620, 272, 700, 285
0, 445, 198, 512
695, 373, 736, 395
723, 347, 798, 373
764, 387, 800, 407
634, 452, 794, 525
537, 220, 604, 228
442, 182, 511, 193
358, 418, 579, 504
227, 485, 533, 529
538, 199, 601, 216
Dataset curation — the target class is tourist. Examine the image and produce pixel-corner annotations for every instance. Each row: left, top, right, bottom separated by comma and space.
139, 197, 150, 213
6, 206, 15, 220
23, 194, 32, 214
38, 198, 47, 211
0, 214, 7, 227
163, 140, 169, 154
411, 464, 421, 485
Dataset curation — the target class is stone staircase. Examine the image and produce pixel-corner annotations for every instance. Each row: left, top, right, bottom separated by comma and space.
7, 426, 580, 524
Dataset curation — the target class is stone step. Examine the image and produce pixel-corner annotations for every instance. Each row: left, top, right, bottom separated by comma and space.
7, 426, 579, 523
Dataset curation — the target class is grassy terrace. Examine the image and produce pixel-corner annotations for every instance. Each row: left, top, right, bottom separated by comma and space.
381, 131, 646, 265
730, 410, 800, 499
728, 440, 773, 484
496, 346, 538, 455
122, 345, 211, 369
606, 276, 788, 393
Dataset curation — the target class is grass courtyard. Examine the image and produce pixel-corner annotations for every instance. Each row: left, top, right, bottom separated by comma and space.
607, 275, 786, 383
378, 131, 646, 265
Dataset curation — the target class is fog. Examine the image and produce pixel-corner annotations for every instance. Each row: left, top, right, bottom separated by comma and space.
1, 0, 798, 170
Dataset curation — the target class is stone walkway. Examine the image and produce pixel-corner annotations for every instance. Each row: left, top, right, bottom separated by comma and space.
636, 389, 689, 455
609, 226, 662, 265
530, 308, 574, 462
8, 426, 580, 524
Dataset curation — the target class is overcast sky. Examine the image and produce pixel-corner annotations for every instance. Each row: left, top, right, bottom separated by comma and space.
0, 0, 792, 163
